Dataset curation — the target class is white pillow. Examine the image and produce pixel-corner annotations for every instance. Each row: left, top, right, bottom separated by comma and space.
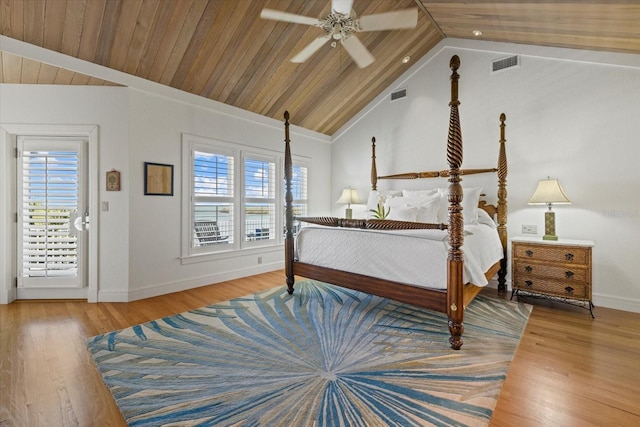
402, 189, 438, 198
415, 196, 441, 223
386, 194, 441, 223
387, 205, 417, 222
461, 187, 482, 224
477, 208, 497, 228
366, 190, 402, 216
436, 188, 449, 223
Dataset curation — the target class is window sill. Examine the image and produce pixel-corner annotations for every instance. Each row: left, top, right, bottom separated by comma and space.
180, 243, 283, 265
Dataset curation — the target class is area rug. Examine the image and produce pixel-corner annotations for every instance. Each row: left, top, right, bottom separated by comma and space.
87, 280, 531, 426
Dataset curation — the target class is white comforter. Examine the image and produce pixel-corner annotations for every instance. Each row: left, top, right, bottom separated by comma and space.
295, 224, 503, 289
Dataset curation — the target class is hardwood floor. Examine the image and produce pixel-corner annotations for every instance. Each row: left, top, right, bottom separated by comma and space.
1, 271, 639, 426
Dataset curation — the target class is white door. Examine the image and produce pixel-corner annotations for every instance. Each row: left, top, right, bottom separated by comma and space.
16, 136, 88, 299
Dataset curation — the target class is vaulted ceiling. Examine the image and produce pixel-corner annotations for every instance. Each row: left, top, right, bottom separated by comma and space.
1, 1, 639, 136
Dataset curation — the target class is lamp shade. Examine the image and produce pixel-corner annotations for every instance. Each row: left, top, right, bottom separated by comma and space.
528, 179, 571, 205
336, 188, 362, 205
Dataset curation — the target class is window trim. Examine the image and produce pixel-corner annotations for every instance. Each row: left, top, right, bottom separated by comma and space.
181, 133, 310, 264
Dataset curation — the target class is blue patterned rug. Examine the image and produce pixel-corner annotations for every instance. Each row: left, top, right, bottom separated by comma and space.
87, 280, 531, 426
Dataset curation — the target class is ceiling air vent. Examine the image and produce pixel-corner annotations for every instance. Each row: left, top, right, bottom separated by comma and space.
390, 88, 407, 102
491, 55, 519, 73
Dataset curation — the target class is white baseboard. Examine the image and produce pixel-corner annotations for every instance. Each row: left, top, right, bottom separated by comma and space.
121, 262, 283, 303
593, 293, 640, 314
0, 287, 15, 304
97, 289, 130, 302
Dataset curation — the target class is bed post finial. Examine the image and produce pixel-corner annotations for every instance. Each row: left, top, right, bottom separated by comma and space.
449, 55, 460, 108
497, 113, 508, 292
371, 137, 377, 191
284, 111, 295, 294
447, 55, 464, 350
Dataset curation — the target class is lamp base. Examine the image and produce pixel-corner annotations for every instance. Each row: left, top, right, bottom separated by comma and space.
543, 210, 557, 241
345, 208, 353, 219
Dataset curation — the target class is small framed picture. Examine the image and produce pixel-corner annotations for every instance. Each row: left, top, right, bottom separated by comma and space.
144, 162, 174, 196
106, 170, 121, 191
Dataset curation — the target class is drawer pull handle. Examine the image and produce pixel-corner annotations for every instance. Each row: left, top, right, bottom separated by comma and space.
565, 286, 574, 295
565, 271, 574, 279
525, 250, 534, 257
525, 280, 533, 288
565, 253, 574, 261
525, 266, 533, 273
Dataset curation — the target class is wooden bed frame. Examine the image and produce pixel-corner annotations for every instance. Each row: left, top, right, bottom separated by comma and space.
283, 55, 508, 350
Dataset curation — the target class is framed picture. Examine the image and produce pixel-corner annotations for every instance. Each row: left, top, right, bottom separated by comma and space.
106, 170, 121, 191
144, 162, 174, 196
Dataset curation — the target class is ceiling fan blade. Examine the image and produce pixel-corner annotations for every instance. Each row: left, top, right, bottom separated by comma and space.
341, 35, 375, 68
358, 8, 418, 31
332, 0, 354, 15
291, 36, 331, 63
260, 9, 320, 26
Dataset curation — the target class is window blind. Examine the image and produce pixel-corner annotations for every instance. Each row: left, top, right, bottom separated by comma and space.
21, 150, 79, 278
244, 157, 276, 242
193, 150, 234, 248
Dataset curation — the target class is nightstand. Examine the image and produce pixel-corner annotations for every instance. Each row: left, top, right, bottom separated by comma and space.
511, 236, 594, 317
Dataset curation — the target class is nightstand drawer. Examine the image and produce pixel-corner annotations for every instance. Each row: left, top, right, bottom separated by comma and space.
513, 244, 589, 265
513, 261, 588, 281
513, 277, 589, 300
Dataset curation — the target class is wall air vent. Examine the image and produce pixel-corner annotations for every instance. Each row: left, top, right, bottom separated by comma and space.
491, 55, 519, 73
390, 88, 407, 102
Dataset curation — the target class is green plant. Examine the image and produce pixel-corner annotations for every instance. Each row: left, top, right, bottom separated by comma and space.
369, 202, 390, 219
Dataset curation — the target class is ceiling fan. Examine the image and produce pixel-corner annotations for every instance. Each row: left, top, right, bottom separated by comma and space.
260, 0, 418, 68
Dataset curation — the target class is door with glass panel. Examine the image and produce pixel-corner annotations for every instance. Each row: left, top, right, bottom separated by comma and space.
16, 137, 88, 298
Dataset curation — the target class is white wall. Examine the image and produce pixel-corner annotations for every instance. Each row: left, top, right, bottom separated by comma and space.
126, 89, 331, 299
331, 41, 640, 312
0, 85, 130, 302
0, 84, 331, 302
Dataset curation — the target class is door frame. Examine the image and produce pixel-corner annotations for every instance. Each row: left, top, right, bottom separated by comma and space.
0, 124, 99, 303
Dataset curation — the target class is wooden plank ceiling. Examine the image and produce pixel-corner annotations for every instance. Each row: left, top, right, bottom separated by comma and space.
1, 1, 640, 136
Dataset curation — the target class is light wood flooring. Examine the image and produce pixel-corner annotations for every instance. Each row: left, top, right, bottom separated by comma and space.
1, 271, 639, 426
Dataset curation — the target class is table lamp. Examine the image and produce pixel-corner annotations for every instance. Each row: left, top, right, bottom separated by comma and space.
336, 187, 362, 219
528, 178, 571, 240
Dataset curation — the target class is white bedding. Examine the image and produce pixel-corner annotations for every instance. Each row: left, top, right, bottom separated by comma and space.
294, 223, 503, 289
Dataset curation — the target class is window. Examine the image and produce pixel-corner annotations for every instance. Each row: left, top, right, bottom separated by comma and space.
243, 155, 276, 244
192, 149, 234, 252
288, 163, 308, 235
182, 134, 309, 261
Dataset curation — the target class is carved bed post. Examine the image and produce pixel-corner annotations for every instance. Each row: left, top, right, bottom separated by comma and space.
497, 113, 508, 292
371, 137, 377, 191
284, 111, 295, 294
446, 55, 465, 350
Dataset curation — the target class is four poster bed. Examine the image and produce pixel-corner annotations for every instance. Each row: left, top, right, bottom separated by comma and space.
283, 55, 508, 350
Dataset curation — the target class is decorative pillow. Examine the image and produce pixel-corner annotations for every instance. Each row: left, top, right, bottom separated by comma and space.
386, 194, 441, 223
401, 189, 438, 198
461, 187, 482, 224
387, 205, 417, 222
436, 188, 449, 223
415, 196, 441, 223
366, 190, 402, 217
477, 208, 497, 228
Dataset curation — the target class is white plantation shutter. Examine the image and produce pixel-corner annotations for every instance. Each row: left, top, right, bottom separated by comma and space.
244, 156, 276, 243
286, 163, 308, 236
193, 149, 234, 250
21, 150, 79, 278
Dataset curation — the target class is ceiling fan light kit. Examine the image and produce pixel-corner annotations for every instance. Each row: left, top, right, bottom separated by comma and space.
260, 0, 417, 69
